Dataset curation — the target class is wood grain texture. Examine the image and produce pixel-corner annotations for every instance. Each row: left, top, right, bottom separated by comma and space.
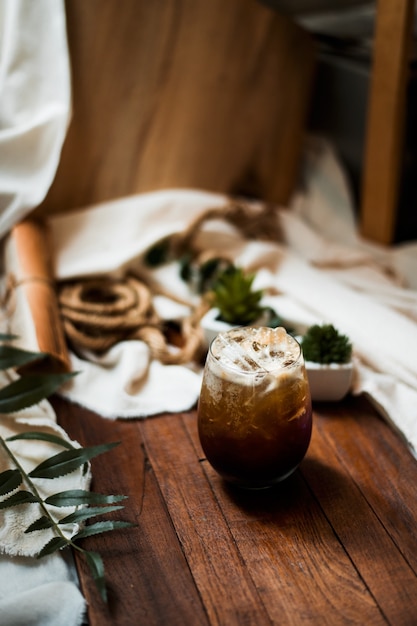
54, 394, 417, 626
360, 0, 415, 243
305, 401, 417, 625
141, 415, 272, 626
181, 412, 384, 626
54, 400, 209, 626
35, 0, 315, 217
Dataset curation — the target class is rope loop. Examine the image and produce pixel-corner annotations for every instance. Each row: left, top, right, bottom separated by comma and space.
58, 275, 205, 365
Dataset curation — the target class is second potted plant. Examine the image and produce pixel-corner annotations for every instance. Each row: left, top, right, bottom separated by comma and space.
300, 323, 353, 401
200, 266, 282, 345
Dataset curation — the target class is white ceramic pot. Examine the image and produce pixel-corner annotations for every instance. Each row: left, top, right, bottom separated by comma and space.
305, 360, 353, 402
200, 308, 241, 346
200, 307, 272, 347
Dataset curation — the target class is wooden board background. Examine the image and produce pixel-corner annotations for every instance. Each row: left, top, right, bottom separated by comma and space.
36, 0, 316, 217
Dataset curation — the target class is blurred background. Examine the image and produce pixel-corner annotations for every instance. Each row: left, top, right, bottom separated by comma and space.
260, 0, 417, 242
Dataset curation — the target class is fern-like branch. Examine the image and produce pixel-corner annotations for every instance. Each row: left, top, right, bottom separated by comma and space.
0, 433, 134, 602
0, 335, 135, 602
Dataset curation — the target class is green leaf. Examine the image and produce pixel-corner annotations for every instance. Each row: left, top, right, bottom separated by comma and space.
29, 442, 120, 479
45, 489, 127, 507
0, 372, 77, 413
6, 431, 75, 450
178, 254, 193, 282
74, 520, 134, 540
85, 551, 107, 602
144, 238, 170, 267
24, 515, 54, 533
0, 333, 18, 342
7, 431, 90, 477
0, 490, 39, 509
37, 536, 68, 557
0, 469, 22, 495
0, 344, 47, 370
58, 505, 125, 525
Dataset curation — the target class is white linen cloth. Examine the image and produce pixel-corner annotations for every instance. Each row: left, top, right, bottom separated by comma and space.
0, 370, 88, 625
0, 373, 91, 555
50, 190, 222, 417
0, 3, 85, 624
0, 553, 85, 626
0, 0, 71, 241
45, 157, 417, 455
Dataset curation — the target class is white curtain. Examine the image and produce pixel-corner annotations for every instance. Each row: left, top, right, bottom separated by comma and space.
0, 0, 71, 240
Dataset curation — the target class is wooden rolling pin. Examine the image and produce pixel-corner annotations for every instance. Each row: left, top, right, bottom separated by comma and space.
3, 218, 71, 373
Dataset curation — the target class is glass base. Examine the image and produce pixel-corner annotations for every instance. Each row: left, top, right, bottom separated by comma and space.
223, 466, 298, 490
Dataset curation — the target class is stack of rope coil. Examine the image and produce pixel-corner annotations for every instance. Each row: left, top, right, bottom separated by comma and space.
58, 275, 206, 365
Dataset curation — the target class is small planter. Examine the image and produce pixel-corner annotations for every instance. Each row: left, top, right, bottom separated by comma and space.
200, 307, 270, 346
305, 360, 353, 402
299, 323, 353, 402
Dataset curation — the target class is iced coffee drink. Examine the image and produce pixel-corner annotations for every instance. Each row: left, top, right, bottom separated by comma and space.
198, 327, 312, 488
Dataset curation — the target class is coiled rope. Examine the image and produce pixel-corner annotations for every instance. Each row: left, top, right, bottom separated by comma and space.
58, 275, 206, 364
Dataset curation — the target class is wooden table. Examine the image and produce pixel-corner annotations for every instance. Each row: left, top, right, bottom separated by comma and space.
55, 394, 417, 626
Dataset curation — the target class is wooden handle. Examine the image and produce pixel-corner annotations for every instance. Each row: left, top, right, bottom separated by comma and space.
5, 219, 71, 373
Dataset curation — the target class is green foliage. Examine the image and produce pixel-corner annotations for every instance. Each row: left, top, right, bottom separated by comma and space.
0, 335, 135, 602
0, 372, 77, 413
178, 255, 234, 294
143, 237, 171, 266
0, 343, 47, 369
210, 266, 266, 325
301, 324, 352, 364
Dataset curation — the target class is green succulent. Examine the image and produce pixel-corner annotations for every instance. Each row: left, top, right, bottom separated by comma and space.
210, 267, 266, 325
301, 324, 352, 365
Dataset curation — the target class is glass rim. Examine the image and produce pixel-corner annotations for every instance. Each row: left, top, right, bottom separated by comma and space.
208, 326, 303, 376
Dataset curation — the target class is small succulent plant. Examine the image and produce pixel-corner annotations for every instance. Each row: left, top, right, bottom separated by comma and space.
210, 266, 266, 326
301, 324, 352, 365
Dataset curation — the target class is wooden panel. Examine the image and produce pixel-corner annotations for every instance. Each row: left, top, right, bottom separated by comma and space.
360, 0, 415, 244
35, 0, 315, 217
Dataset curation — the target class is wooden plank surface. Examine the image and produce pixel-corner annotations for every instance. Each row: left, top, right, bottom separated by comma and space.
54, 394, 417, 626
35, 0, 315, 218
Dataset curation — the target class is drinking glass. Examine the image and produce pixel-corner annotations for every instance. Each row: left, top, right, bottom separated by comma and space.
198, 326, 312, 489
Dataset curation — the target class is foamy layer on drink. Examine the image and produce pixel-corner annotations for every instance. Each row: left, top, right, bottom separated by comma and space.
209, 326, 304, 386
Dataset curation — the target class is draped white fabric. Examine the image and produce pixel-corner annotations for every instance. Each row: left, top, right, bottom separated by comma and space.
0, 0, 71, 240
0, 3, 84, 625
43, 174, 417, 455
